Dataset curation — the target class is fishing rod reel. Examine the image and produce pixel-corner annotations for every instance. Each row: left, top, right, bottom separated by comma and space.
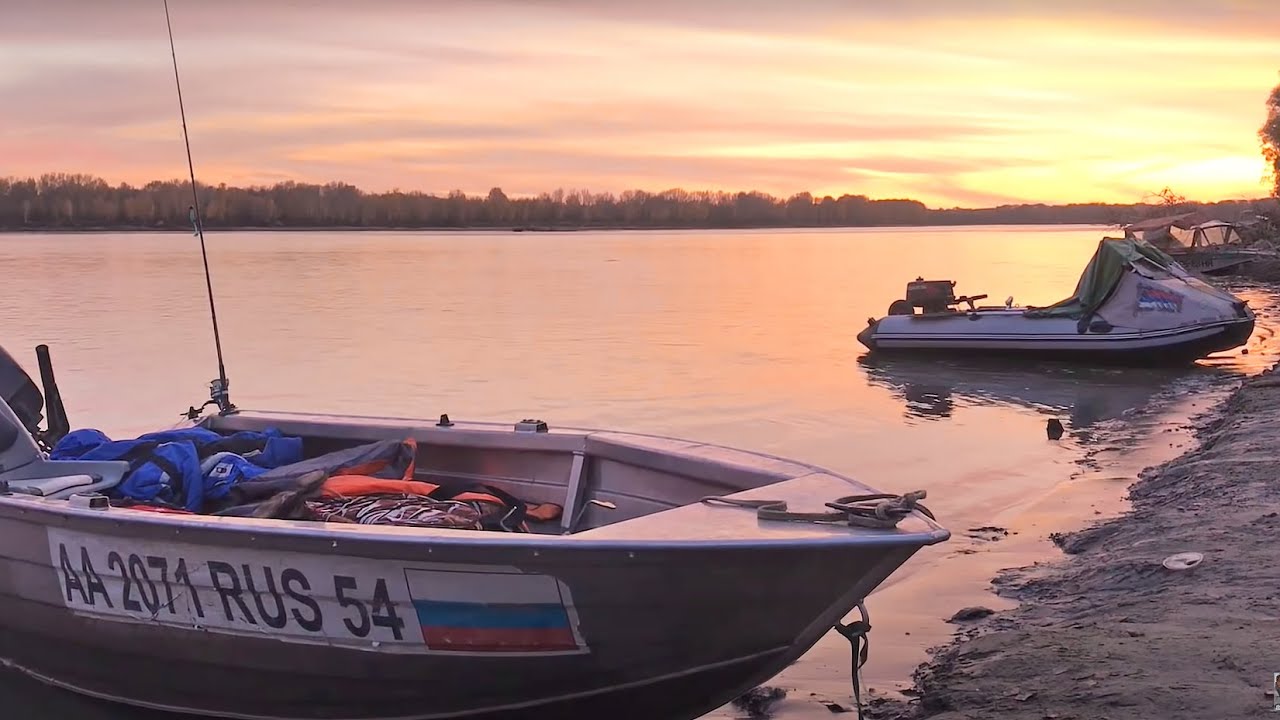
182, 376, 238, 420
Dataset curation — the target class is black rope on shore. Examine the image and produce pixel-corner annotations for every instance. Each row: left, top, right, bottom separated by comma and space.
835, 603, 872, 720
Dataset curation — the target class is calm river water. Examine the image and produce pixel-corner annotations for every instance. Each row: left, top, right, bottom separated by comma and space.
1, 226, 1276, 719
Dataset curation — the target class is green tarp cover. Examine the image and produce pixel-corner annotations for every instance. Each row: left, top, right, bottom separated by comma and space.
1024, 237, 1179, 319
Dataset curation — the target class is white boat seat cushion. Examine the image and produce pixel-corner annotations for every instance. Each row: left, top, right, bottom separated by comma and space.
8, 474, 96, 496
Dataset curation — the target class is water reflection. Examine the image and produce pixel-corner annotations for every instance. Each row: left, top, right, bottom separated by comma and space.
857, 354, 1250, 428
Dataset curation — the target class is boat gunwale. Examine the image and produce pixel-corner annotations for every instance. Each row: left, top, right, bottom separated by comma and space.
0, 409, 950, 550
0, 493, 948, 550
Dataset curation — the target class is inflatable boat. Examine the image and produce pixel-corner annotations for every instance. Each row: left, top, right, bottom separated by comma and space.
856, 237, 1255, 365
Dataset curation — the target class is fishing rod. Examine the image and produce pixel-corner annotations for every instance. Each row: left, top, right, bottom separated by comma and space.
164, 0, 237, 418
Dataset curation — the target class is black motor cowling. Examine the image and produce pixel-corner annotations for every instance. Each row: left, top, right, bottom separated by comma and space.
0, 345, 43, 435
905, 278, 957, 314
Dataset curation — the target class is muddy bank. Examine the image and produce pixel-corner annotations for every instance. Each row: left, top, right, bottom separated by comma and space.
877, 363, 1280, 720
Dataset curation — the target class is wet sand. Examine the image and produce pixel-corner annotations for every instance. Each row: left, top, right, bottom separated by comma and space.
707, 380, 1233, 720
717, 273, 1280, 719
871, 361, 1280, 718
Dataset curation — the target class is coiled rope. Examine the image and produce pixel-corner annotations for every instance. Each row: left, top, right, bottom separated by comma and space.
701, 490, 932, 717
699, 490, 932, 529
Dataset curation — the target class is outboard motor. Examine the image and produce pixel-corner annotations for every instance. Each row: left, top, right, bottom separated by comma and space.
905, 278, 958, 314
0, 344, 70, 452
0, 345, 44, 436
887, 277, 990, 316
888, 277, 960, 315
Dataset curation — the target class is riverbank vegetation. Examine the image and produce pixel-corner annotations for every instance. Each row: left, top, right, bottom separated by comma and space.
1, 174, 1275, 232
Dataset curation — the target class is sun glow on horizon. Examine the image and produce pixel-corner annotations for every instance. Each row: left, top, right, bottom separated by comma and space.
2, 0, 1278, 207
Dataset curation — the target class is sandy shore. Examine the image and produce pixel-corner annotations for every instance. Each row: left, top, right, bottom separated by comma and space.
872, 354, 1280, 719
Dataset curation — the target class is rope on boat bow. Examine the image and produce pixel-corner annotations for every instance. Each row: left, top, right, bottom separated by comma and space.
700, 491, 928, 716
699, 490, 933, 529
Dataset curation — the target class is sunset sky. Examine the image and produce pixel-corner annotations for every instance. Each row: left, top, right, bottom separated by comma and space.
3, 0, 1279, 207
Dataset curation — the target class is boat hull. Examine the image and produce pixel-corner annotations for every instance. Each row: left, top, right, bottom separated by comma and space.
0, 500, 925, 720
856, 314, 1254, 365
1169, 251, 1253, 276
0, 625, 807, 720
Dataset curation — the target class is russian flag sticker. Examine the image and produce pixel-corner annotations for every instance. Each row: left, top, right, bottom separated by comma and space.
404, 567, 586, 654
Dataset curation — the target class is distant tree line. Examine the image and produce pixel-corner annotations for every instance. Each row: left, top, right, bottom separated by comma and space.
0, 173, 1274, 232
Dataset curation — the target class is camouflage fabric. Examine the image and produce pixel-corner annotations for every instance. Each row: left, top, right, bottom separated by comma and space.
305, 493, 510, 530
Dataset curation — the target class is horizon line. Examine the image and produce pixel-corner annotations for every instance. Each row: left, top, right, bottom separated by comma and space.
3, 171, 1275, 214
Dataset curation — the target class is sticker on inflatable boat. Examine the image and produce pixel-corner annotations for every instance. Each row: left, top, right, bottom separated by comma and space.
44, 528, 588, 655
1135, 282, 1184, 313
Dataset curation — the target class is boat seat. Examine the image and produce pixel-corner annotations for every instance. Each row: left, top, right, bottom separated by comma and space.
0, 399, 131, 500
6, 474, 97, 497
1, 457, 130, 500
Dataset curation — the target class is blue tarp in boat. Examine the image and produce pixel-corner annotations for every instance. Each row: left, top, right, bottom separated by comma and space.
50, 426, 303, 512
